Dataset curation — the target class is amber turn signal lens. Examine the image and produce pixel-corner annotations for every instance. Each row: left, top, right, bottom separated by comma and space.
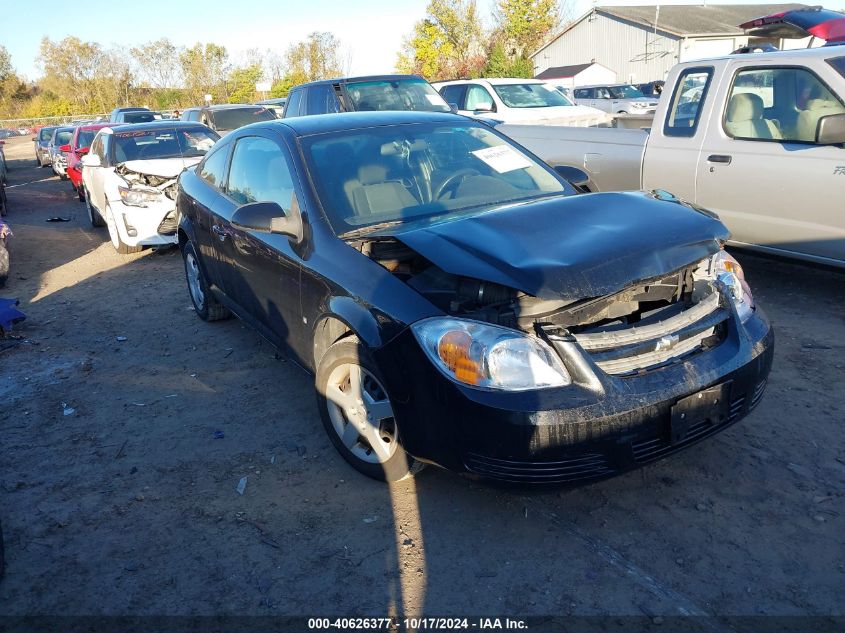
437, 330, 482, 385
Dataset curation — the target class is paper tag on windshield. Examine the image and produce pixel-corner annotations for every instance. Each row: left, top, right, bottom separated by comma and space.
472, 146, 533, 173
425, 94, 443, 105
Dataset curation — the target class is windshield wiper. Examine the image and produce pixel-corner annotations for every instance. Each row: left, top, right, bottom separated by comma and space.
340, 219, 406, 239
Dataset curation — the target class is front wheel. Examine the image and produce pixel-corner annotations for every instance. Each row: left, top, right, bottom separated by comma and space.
85, 188, 104, 226
316, 338, 421, 482
104, 205, 141, 254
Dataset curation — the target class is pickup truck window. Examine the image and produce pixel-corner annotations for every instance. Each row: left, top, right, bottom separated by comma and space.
664, 68, 712, 137
466, 85, 495, 111
285, 90, 304, 118
724, 66, 845, 143
441, 85, 467, 109
307, 84, 341, 114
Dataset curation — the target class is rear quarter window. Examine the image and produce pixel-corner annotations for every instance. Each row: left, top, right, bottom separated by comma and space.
827, 56, 845, 80
664, 67, 713, 137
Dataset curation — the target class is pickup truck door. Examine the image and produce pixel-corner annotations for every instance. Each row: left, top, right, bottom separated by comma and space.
642, 66, 718, 202
694, 62, 845, 263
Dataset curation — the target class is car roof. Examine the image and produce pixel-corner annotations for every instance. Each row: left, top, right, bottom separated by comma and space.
436, 77, 545, 86
291, 74, 426, 90
256, 98, 286, 105
575, 83, 638, 89
259, 111, 470, 137
680, 44, 845, 65
112, 107, 150, 112
205, 104, 269, 111
107, 120, 213, 133
77, 122, 120, 131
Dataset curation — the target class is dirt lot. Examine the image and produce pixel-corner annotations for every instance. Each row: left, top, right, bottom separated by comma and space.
0, 133, 843, 621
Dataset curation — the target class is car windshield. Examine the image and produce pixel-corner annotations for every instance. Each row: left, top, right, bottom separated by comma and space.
608, 85, 645, 99
55, 129, 73, 144
303, 122, 565, 236
346, 79, 451, 113
211, 107, 276, 130
39, 128, 57, 141
77, 130, 98, 149
112, 127, 219, 162
492, 83, 572, 108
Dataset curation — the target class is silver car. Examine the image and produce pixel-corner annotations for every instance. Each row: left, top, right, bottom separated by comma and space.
573, 84, 659, 115
34, 126, 59, 167
48, 126, 75, 179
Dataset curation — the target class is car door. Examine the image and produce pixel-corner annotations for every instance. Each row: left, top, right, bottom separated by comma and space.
88, 134, 111, 212
694, 62, 845, 263
189, 139, 233, 290
215, 134, 305, 352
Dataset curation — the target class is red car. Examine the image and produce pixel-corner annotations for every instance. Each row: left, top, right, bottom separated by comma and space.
66, 123, 117, 201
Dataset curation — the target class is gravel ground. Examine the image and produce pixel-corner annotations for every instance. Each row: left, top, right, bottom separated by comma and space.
0, 134, 843, 621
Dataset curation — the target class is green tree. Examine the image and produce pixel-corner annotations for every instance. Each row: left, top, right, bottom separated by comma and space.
396, 0, 487, 80
131, 38, 181, 89
0, 46, 12, 83
482, 42, 533, 78
494, 0, 559, 58
180, 43, 230, 103
228, 63, 264, 103
285, 32, 343, 83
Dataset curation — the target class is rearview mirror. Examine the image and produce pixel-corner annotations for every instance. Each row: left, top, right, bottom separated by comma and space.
81, 154, 101, 168
816, 113, 845, 145
59, 144, 71, 152
231, 201, 303, 242
473, 102, 495, 113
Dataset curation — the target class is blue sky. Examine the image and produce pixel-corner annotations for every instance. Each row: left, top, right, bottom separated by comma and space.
2, 0, 812, 80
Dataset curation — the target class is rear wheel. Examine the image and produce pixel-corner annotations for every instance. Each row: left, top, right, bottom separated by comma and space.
105, 205, 141, 254
316, 338, 421, 482
182, 239, 230, 321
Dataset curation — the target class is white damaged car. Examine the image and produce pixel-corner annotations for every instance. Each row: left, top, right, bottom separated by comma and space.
81, 121, 219, 253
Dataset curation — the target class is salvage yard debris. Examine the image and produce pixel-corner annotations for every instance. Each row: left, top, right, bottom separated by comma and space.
0, 297, 26, 333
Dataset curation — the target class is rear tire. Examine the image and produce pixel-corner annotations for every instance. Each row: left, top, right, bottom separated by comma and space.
105, 205, 141, 254
182, 240, 230, 321
316, 337, 421, 482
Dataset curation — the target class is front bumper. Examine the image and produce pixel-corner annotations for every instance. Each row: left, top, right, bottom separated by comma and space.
374, 304, 773, 486
108, 198, 179, 247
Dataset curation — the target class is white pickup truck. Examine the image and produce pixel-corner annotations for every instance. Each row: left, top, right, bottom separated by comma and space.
502, 8, 845, 267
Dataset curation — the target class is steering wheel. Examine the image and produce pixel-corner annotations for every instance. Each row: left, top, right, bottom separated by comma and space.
433, 168, 480, 200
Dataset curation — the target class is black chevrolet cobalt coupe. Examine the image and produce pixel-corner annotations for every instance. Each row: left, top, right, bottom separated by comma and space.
176, 111, 773, 484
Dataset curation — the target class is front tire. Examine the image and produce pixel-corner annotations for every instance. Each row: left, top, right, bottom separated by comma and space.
85, 188, 105, 226
316, 338, 420, 482
182, 239, 230, 321
104, 205, 141, 254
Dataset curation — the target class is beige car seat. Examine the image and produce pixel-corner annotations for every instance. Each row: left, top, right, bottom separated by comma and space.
796, 98, 845, 143
344, 165, 416, 217
725, 93, 782, 140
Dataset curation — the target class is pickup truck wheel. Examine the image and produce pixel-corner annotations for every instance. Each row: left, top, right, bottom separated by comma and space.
182, 240, 230, 321
105, 205, 141, 254
316, 337, 422, 482
85, 189, 105, 227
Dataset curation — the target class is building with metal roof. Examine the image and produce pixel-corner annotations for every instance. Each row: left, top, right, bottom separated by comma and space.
531, 4, 811, 84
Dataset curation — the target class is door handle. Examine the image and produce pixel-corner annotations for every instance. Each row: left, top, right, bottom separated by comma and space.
212, 225, 227, 241
707, 154, 732, 165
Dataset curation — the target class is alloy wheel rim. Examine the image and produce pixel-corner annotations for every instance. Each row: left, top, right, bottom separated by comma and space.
185, 252, 205, 309
325, 363, 398, 464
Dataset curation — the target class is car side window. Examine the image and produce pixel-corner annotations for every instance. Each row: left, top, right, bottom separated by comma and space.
188, 110, 201, 122
198, 141, 231, 189
596, 88, 610, 99
99, 136, 111, 164
465, 85, 495, 111
307, 85, 340, 115
285, 90, 304, 117
226, 136, 296, 210
665, 67, 713, 137
441, 85, 467, 109
724, 66, 845, 143
90, 136, 103, 161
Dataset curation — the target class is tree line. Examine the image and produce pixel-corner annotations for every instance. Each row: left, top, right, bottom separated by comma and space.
0, 0, 566, 121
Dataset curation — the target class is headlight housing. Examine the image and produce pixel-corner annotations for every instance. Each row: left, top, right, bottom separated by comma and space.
412, 318, 571, 391
695, 250, 754, 322
118, 185, 162, 208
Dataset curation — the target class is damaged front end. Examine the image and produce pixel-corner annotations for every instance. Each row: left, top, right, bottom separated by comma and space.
115, 163, 179, 236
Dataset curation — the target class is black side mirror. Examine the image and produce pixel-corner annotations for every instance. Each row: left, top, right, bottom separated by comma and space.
816, 112, 845, 145
554, 165, 590, 190
231, 200, 303, 242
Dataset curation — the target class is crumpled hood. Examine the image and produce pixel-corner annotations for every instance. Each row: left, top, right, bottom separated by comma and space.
118, 157, 201, 178
373, 191, 729, 300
